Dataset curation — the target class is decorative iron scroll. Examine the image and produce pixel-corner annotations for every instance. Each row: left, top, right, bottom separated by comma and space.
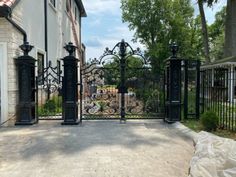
81, 66, 165, 119
80, 40, 165, 120
36, 60, 63, 120
37, 60, 62, 96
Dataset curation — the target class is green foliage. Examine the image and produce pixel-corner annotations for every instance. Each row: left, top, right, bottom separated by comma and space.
203, 0, 218, 7
38, 96, 62, 116
145, 89, 164, 113
103, 58, 120, 85
209, 6, 226, 60
44, 100, 56, 113
189, 15, 205, 61
121, 0, 196, 70
200, 111, 219, 131
103, 56, 146, 85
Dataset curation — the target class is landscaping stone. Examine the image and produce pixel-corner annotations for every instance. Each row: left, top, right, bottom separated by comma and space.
188, 131, 236, 177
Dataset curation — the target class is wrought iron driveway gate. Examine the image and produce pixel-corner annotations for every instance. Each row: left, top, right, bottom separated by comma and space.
14, 40, 200, 125
80, 40, 165, 121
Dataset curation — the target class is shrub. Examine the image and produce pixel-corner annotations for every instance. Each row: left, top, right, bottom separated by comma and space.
44, 99, 56, 113
145, 89, 164, 113
200, 111, 219, 131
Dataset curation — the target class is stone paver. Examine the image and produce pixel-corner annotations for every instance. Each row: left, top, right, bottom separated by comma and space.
0, 120, 194, 177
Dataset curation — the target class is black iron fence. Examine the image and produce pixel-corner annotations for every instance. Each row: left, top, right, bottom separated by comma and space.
200, 65, 236, 131
182, 60, 201, 120
14, 40, 202, 125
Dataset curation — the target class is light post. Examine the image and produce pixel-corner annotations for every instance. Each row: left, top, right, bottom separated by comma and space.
61, 42, 79, 125
15, 42, 36, 125
165, 42, 182, 123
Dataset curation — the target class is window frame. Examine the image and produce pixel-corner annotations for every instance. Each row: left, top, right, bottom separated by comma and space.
49, 0, 56, 8
37, 52, 45, 85
66, 0, 72, 12
74, 6, 77, 21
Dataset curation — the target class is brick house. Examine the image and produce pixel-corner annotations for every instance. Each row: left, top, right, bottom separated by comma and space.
0, 0, 86, 126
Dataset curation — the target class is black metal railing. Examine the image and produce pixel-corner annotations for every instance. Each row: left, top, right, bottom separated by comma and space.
200, 65, 236, 131
36, 60, 63, 121
182, 60, 201, 120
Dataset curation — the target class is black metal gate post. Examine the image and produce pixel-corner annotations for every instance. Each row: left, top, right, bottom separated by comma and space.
119, 40, 127, 122
165, 43, 182, 123
79, 66, 83, 123
15, 42, 36, 125
196, 60, 201, 119
61, 42, 79, 125
184, 60, 188, 120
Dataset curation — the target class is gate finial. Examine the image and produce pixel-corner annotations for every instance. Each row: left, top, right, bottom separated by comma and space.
64, 42, 77, 56
170, 42, 179, 58
19, 41, 34, 56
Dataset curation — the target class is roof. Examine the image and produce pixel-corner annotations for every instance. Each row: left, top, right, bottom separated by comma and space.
201, 56, 236, 69
0, 0, 16, 7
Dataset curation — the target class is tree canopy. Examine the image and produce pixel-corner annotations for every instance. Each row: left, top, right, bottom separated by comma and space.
121, 0, 235, 67
209, 6, 226, 60
121, 0, 196, 71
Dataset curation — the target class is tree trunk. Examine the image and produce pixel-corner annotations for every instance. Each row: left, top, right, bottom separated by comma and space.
198, 0, 210, 63
224, 0, 236, 58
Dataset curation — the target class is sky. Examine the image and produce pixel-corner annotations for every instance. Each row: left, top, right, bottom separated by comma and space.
81, 0, 227, 60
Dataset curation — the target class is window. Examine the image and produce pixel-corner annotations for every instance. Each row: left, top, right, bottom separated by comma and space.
50, 0, 56, 8
74, 6, 77, 21
66, 0, 71, 12
37, 53, 44, 85
214, 68, 227, 88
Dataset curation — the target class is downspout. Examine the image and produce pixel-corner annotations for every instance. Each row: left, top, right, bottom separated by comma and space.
5, 16, 27, 43
0, 5, 27, 44
44, 0, 48, 66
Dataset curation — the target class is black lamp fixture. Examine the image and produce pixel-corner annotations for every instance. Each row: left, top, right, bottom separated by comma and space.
64, 42, 77, 56
170, 42, 179, 58
19, 41, 34, 56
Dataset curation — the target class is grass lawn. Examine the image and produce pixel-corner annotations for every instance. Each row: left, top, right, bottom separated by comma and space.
182, 119, 236, 140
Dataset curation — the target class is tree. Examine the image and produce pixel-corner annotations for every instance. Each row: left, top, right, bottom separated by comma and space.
196, 0, 219, 63
121, 0, 195, 71
204, 0, 236, 58
205, 0, 218, 6
198, 0, 210, 63
224, 0, 236, 57
103, 56, 145, 85
190, 15, 205, 60
209, 6, 226, 60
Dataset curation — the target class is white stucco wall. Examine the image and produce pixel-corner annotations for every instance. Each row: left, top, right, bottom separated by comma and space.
48, 0, 81, 65
12, 0, 82, 65
13, 0, 45, 59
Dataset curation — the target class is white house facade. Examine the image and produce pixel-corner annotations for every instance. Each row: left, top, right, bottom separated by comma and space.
0, 0, 86, 126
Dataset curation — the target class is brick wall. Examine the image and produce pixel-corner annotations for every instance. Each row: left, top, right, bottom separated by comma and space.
0, 9, 24, 126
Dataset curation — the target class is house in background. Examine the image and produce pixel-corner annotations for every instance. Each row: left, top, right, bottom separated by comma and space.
200, 56, 236, 103
0, 0, 86, 126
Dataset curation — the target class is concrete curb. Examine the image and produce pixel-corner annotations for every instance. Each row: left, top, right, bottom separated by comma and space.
172, 122, 198, 140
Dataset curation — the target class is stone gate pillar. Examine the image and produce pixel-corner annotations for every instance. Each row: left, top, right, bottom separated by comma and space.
61, 42, 79, 125
15, 42, 36, 125
165, 43, 182, 123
